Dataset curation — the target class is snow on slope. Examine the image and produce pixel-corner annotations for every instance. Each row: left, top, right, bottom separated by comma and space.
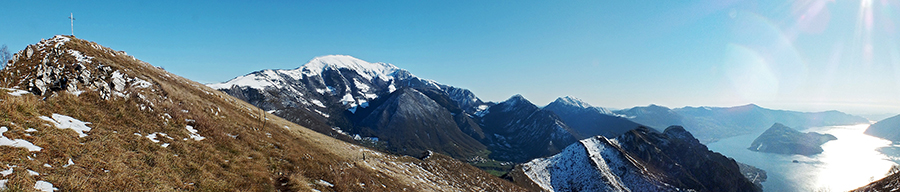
552, 96, 624, 117
208, 55, 473, 114
0, 126, 42, 152
555, 96, 593, 109
300, 55, 399, 81
208, 55, 400, 91
522, 136, 673, 192
39, 114, 92, 138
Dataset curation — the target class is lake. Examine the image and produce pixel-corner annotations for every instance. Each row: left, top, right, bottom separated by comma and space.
707, 124, 900, 192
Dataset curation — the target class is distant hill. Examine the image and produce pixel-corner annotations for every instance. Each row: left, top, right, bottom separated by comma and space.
616, 104, 868, 143
748, 123, 837, 156
865, 114, 900, 141
0, 35, 522, 191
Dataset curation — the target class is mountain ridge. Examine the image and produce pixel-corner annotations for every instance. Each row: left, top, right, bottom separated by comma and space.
543, 96, 644, 139
209, 55, 590, 165
615, 103, 868, 143
508, 126, 760, 192
0, 35, 523, 191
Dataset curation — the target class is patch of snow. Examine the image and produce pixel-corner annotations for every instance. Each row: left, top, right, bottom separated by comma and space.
34, 180, 57, 192
39, 114, 92, 138
27, 169, 38, 176
359, 101, 369, 108
354, 79, 371, 92
38, 35, 71, 49
1, 167, 12, 176
185, 125, 205, 141
0, 179, 6, 190
316, 179, 335, 187
2, 88, 30, 96
309, 99, 326, 108
24, 128, 37, 132
110, 71, 127, 92
340, 93, 356, 106
63, 159, 74, 168
388, 84, 397, 93
161, 143, 170, 148
474, 105, 490, 117
362, 93, 378, 100
132, 78, 153, 89
145, 133, 160, 143
43, 164, 51, 168
326, 86, 336, 95
0, 127, 42, 151
67, 49, 94, 64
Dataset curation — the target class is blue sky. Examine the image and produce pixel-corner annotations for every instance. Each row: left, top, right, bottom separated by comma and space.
2, 0, 900, 115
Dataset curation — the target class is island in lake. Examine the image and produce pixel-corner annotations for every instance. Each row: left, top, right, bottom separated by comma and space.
748, 123, 837, 156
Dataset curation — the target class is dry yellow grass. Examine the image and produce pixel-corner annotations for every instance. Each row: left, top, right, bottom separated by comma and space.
0, 36, 524, 191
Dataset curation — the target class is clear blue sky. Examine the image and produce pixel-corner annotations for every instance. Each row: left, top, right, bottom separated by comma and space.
2, 0, 899, 115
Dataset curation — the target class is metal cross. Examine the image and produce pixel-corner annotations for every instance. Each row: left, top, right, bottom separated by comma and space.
69, 13, 75, 36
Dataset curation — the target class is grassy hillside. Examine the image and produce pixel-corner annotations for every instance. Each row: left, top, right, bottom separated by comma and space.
0, 35, 523, 191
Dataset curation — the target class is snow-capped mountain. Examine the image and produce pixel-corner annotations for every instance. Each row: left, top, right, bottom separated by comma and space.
507, 126, 761, 192
615, 104, 869, 143
213, 56, 558, 159
543, 96, 643, 139
210, 56, 592, 163
209, 55, 465, 115
210, 55, 482, 144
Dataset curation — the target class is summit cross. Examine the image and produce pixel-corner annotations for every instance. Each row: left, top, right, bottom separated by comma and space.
68, 13, 75, 36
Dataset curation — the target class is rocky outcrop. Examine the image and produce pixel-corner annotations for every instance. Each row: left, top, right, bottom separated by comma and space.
0, 35, 154, 100
748, 123, 837, 156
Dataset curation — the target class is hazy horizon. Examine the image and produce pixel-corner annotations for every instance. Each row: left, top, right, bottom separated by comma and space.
2, 1, 899, 115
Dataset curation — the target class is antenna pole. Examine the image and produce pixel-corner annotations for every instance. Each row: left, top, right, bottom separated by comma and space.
68, 13, 75, 36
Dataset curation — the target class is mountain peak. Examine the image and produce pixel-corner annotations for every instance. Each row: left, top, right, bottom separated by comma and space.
2, 35, 154, 99
505, 94, 530, 105
301, 55, 400, 81
736, 103, 762, 109
551, 96, 593, 109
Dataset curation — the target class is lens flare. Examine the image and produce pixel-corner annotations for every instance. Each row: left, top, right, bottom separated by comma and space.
725, 11, 809, 102
793, 0, 833, 34
724, 44, 779, 101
